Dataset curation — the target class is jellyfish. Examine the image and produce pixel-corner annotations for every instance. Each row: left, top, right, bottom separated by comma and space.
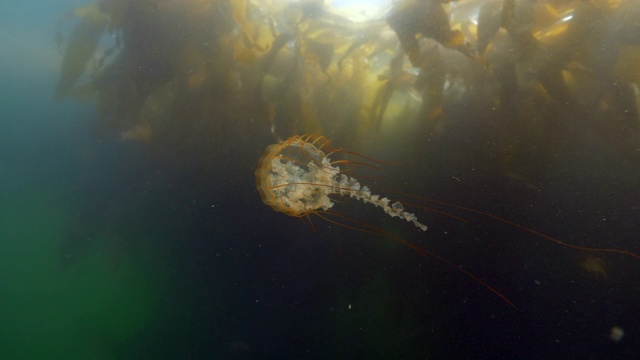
256, 134, 517, 306
255, 134, 428, 232
255, 135, 640, 307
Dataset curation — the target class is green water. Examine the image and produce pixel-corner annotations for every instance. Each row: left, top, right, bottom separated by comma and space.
0, 178, 159, 358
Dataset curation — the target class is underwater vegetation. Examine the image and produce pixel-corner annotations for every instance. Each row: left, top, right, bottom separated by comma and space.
53, 0, 640, 172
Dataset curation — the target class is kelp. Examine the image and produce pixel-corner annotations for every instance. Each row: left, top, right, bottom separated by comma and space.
54, 4, 108, 99
53, 0, 640, 167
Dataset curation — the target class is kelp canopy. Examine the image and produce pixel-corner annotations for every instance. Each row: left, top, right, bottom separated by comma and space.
55, 0, 640, 169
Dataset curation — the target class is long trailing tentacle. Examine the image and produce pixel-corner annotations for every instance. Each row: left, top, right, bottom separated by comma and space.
381, 187, 640, 261
315, 210, 516, 308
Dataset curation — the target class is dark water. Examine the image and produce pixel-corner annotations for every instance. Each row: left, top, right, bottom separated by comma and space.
2, 1, 640, 359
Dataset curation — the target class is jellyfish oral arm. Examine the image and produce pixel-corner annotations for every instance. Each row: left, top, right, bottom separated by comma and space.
335, 173, 428, 231
268, 154, 337, 213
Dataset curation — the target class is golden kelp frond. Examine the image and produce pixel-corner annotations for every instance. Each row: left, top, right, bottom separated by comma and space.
179, 43, 211, 92
120, 124, 152, 143
580, 255, 608, 279
54, 4, 108, 100
232, 0, 253, 44
120, 81, 177, 143
99, 0, 129, 32
74, 3, 109, 23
